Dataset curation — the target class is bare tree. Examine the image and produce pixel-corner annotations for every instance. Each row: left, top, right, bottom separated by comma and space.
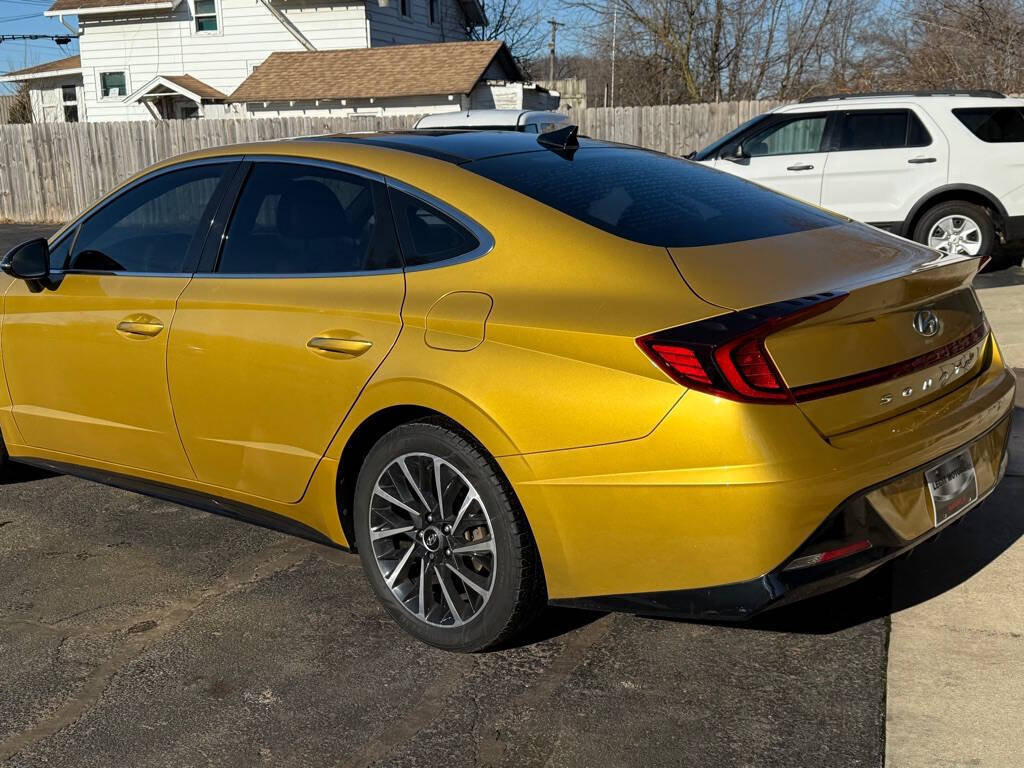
471, 0, 548, 70
8, 82, 32, 124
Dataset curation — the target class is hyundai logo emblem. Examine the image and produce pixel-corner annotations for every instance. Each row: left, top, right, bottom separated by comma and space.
913, 309, 941, 337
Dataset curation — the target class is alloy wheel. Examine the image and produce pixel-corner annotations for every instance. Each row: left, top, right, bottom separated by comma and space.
927, 215, 983, 256
368, 452, 496, 627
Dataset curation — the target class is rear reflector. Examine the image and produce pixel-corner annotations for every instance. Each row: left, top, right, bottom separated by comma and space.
783, 539, 872, 571
637, 293, 846, 404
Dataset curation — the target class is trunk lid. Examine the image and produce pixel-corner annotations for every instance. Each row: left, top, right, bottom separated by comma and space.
668, 223, 990, 437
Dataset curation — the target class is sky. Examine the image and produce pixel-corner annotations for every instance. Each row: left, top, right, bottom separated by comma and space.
0, 0, 80, 91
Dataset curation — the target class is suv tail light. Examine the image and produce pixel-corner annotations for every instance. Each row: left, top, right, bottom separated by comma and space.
637, 293, 847, 404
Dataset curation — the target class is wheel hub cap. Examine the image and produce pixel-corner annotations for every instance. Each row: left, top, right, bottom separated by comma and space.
927, 215, 982, 257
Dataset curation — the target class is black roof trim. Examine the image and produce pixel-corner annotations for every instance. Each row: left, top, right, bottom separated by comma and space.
801, 90, 1006, 103
301, 129, 621, 164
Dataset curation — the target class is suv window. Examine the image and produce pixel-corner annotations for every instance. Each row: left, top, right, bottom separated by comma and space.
836, 110, 931, 151
69, 163, 228, 273
744, 116, 827, 157
953, 107, 1024, 143
389, 188, 480, 267
465, 147, 838, 248
217, 162, 400, 274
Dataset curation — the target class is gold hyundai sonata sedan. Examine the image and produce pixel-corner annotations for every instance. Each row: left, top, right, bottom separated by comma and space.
0, 127, 1014, 651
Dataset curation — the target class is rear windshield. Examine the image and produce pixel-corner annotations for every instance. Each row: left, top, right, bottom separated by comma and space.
953, 107, 1024, 142
463, 147, 840, 247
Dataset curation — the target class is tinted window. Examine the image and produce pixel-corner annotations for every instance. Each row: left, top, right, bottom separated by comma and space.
389, 189, 480, 267
465, 147, 839, 248
837, 110, 931, 150
218, 163, 399, 274
953, 107, 1024, 142
70, 164, 227, 273
47, 229, 75, 270
746, 116, 827, 156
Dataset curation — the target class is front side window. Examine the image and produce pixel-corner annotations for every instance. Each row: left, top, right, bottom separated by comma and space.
745, 116, 827, 157
195, 0, 218, 31
389, 189, 480, 267
68, 164, 229, 273
953, 107, 1024, 143
100, 71, 126, 98
836, 110, 932, 151
217, 162, 400, 275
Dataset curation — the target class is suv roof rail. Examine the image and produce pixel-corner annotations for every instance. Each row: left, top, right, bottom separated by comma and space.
800, 90, 1006, 103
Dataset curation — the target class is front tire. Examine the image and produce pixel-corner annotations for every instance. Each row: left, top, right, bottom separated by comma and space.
913, 201, 995, 261
353, 420, 545, 651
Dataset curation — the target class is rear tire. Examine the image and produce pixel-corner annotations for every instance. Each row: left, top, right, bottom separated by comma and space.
353, 420, 545, 652
913, 201, 995, 262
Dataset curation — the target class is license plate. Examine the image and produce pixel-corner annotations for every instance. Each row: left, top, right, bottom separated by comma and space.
925, 450, 978, 526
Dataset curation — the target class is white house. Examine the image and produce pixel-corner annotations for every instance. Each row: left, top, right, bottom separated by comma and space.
0, 0, 555, 122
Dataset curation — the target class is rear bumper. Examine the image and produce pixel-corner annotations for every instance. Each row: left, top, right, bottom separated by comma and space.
550, 411, 1012, 620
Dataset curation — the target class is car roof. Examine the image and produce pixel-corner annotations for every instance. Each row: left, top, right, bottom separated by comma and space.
301, 129, 617, 164
414, 110, 566, 128
774, 93, 1024, 112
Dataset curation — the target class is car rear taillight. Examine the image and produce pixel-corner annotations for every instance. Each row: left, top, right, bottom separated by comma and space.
637, 293, 847, 404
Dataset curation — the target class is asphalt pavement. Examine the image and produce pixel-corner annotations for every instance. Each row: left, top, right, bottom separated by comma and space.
0, 224, 1020, 767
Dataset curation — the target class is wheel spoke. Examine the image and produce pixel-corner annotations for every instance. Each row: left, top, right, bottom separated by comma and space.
373, 487, 422, 521
434, 565, 467, 626
451, 489, 479, 532
445, 561, 491, 598
398, 456, 432, 514
433, 456, 445, 520
452, 538, 495, 556
371, 525, 415, 542
384, 545, 417, 590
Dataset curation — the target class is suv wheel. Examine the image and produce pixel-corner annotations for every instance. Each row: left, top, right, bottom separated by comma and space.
353, 421, 545, 651
913, 201, 995, 261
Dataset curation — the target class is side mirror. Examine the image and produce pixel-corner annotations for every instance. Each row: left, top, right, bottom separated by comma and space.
724, 144, 750, 164
1, 238, 50, 281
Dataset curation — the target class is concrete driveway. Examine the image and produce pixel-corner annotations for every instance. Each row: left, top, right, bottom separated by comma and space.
0, 224, 1020, 767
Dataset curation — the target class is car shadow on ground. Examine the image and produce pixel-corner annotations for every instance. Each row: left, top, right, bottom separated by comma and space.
0, 461, 55, 485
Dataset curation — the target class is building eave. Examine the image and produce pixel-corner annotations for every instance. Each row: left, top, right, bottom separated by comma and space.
44, 0, 181, 16
0, 68, 82, 84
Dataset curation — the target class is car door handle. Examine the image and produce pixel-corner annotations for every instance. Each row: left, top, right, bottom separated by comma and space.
307, 337, 373, 356
786, 163, 814, 171
908, 157, 937, 164
116, 318, 164, 337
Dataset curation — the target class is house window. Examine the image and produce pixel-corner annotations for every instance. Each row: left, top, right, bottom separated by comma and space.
195, 0, 218, 31
400, 0, 410, 16
429, 0, 437, 23
61, 84, 78, 122
100, 71, 126, 98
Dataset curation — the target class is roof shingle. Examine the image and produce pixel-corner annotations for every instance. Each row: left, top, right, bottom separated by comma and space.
2, 55, 80, 79
229, 41, 520, 103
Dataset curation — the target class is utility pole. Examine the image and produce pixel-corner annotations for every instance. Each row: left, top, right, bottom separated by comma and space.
610, 0, 617, 108
547, 19, 564, 83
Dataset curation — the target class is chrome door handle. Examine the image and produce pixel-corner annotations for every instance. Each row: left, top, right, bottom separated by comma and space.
787, 163, 814, 171
116, 318, 164, 337
307, 337, 373, 356
908, 157, 937, 164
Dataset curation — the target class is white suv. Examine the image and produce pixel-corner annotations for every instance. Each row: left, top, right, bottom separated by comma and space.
692, 91, 1024, 262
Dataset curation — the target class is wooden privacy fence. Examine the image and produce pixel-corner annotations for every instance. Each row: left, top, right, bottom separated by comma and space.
0, 101, 785, 223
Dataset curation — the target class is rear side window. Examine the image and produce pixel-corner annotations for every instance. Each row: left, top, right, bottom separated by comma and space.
389, 188, 480, 267
836, 110, 931, 150
953, 107, 1024, 142
217, 162, 400, 274
69, 163, 228, 273
464, 147, 839, 248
